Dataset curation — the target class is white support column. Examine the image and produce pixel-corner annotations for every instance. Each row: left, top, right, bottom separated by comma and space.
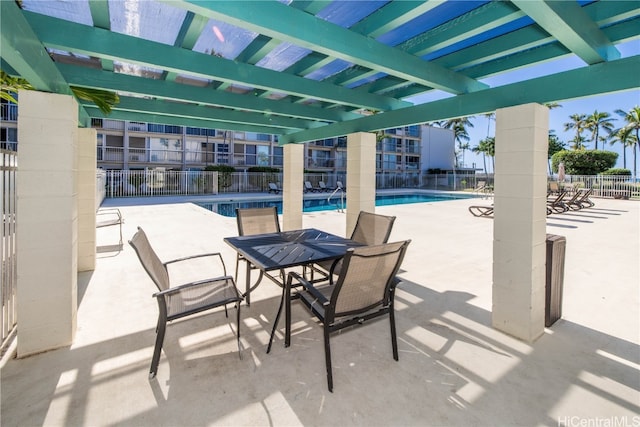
77, 128, 97, 272
492, 103, 549, 342
17, 91, 78, 357
282, 143, 304, 230
346, 132, 376, 235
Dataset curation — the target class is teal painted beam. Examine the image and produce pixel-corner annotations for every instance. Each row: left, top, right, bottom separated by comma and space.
87, 0, 113, 72
88, 0, 110, 29
0, 1, 71, 94
512, 0, 620, 64
84, 106, 283, 135
0, 1, 92, 126
57, 63, 361, 123
350, 1, 445, 39
290, 1, 332, 15
395, 15, 640, 102
105, 96, 321, 131
328, 1, 635, 94
235, 35, 281, 64
170, 0, 487, 94
165, 12, 208, 82
175, 12, 208, 49
458, 17, 640, 81
25, 12, 408, 112
280, 55, 640, 144
327, 1, 524, 89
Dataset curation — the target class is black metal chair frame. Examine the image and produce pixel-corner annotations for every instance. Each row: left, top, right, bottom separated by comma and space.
129, 227, 243, 379
283, 240, 411, 392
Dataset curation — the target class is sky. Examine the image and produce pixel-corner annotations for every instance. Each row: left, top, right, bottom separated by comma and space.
408, 40, 640, 174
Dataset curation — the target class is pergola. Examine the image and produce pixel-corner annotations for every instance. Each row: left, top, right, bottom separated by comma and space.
2, 1, 638, 355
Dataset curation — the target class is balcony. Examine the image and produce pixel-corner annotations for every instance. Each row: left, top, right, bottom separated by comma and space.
1, 197, 637, 425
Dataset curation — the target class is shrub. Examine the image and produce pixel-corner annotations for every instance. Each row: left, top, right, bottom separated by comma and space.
551, 150, 618, 175
204, 165, 235, 173
247, 166, 280, 173
601, 168, 631, 176
204, 165, 235, 189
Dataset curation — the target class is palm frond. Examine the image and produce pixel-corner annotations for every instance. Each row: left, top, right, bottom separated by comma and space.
70, 86, 119, 115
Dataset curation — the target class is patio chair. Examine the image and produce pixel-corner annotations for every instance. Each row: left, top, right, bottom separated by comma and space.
235, 207, 281, 305
566, 188, 595, 210
314, 211, 396, 283
468, 205, 494, 218
304, 181, 321, 193
336, 181, 346, 192
268, 182, 282, 194
129, 227, 243, 379
284, 240, 411, 392
548, 181, 561, 195
96, 208, 124, 252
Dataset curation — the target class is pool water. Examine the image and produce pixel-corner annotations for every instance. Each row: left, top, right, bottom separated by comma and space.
197, 193, 473, 217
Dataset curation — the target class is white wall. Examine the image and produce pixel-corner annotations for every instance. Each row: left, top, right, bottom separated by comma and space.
421, 126, 455, 171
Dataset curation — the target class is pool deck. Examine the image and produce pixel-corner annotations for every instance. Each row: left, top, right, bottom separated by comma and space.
1, 194, 638, 426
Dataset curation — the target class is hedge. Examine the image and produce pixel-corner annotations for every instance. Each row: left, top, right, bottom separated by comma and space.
551, 150, 618, 175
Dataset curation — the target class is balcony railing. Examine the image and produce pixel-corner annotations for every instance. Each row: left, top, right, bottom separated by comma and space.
0, 104, 18, 121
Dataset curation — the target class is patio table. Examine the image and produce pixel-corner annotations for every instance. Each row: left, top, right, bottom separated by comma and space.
224, 228, 362, 352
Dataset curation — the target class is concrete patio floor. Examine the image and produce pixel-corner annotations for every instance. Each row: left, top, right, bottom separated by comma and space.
1, 194, 638, 426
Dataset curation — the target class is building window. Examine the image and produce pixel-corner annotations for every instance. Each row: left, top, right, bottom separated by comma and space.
273, 146, 283, 166
257, 145, 270, 166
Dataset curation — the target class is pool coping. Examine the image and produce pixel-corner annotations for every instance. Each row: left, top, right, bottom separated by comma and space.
101, 188, 483, 208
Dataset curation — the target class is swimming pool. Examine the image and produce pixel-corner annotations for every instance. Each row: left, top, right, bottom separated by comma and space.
197, 192, 474, 217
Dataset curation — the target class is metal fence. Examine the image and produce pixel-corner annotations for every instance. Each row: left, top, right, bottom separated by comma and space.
562, 175, 640, 199
1, 149, 17, 349
100, 170, 638, 199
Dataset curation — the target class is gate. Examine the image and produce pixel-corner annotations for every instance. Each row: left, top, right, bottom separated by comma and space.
1, 149, 17, 349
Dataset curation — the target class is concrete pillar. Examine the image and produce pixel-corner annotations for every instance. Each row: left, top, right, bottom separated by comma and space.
77, 128, 97, 272
492, 103, 549, 342
346, 132, 376, 235
282, 143, 304, 230
17, 91, 78, 357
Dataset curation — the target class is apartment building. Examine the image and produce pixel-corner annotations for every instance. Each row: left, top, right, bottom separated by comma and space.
1, 100, 454, 172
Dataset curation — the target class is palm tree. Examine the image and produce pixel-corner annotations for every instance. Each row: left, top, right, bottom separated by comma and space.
544, 102, 562, 110
585, 110, 615, 150
475, 137, 495, 173
442, 117, 474, 168
615, 106, 640, 178
458, 142, 471, 167
610, 126, 637, 169
564, 113, 587, 149
471, 144, 487, 174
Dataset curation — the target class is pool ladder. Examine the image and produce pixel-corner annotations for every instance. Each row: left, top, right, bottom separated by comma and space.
328, 187, 345, 213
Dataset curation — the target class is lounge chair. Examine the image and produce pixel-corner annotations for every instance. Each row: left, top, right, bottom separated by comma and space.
474, 180, 490, 196
566, 188, 595, 210
129, 227, 243, 379
283, 240, 411, 392
468, 205, 494, 218
547, 191, 568, 214
336, 181, 346, 192
268, 182, 282, 194
304, 181, 320, 193
318, 181, 332, 192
